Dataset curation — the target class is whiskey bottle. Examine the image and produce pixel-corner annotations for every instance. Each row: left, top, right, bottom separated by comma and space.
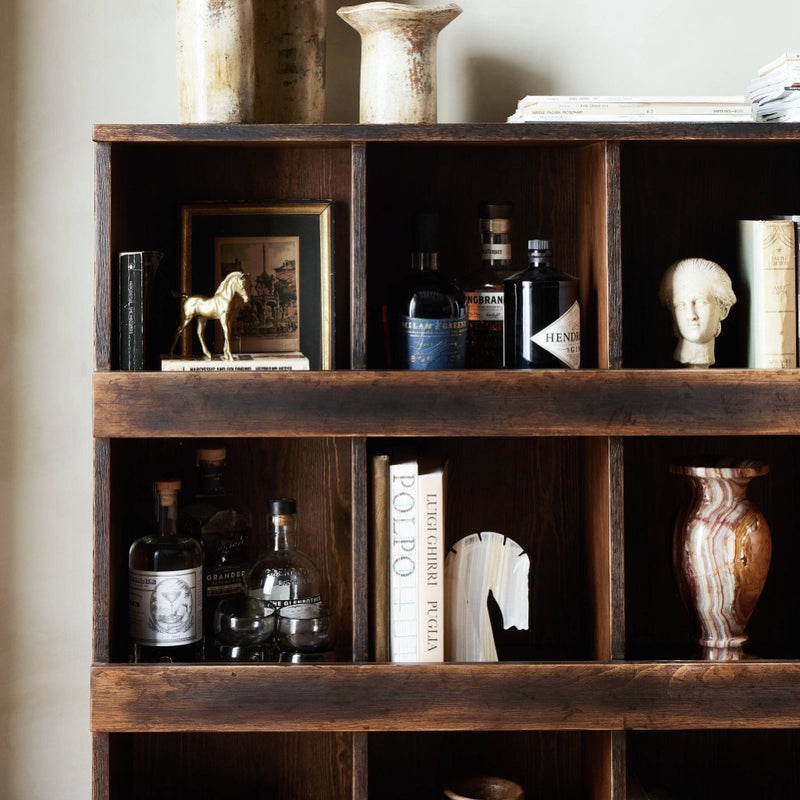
503, 239, 580, 369
182, 447, 253, 639
246, 498, 323, 608
389, 210, 467, 369
465, 202, 515, 367
129, 480, 203, 662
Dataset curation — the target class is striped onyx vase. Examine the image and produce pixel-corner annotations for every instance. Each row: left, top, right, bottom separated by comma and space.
671, 461, 771, 661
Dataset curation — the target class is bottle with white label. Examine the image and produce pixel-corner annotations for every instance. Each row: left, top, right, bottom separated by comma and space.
503, 239, 580, 369
246, 498, 323, 609
129, 479, 204, 662
465, 201, 515, 368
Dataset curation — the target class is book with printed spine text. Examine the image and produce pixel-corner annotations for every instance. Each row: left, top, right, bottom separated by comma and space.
375, 452, 446, 663
738, 219, 797, 368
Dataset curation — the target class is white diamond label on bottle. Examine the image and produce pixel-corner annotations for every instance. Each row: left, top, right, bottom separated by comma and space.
531, 301, 581, 369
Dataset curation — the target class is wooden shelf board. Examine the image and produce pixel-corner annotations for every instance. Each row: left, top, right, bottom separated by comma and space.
91, 661, 800, 733
93, 369, 800, 438
92, 122, 800, 145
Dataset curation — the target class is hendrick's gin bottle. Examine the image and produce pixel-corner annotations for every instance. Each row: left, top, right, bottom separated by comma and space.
503, 239, 580, 369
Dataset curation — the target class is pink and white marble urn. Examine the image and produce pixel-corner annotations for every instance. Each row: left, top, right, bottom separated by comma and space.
671, 460, 771, 661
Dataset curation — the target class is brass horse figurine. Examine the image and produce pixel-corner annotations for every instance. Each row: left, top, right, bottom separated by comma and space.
170, 271, 251, 360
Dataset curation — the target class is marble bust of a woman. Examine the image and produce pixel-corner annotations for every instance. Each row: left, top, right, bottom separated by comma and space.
658, 258, 737, 368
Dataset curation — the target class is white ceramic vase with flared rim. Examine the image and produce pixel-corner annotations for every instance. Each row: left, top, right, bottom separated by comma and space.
337, 1, 462, 123
671, 460, 771, 661
176, 0, 255, 123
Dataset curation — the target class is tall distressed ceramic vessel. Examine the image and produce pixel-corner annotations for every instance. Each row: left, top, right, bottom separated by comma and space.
671, 461, 771, 661
337, 2, 462, 123
253, 0, 327, 122
177, 0, 255, 123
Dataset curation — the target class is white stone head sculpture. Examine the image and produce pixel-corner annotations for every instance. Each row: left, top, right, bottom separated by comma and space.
658, 258, 737, 368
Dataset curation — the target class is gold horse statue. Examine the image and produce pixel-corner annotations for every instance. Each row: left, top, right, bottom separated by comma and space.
170, 271, 251, 360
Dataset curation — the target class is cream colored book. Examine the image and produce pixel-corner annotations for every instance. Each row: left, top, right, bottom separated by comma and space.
416, 460, 446, 662
388, 458, 418, 662
738, 219, 797, 368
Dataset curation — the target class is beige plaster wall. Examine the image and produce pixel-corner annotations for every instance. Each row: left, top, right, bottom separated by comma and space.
0, 1, 796, 797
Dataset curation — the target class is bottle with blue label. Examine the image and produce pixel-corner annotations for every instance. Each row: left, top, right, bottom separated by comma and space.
390, 210, 467, 369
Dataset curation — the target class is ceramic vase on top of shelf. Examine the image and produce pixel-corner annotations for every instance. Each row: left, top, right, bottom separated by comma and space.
671, 460, 771, 661
177, 0, 255, 123
337, 1, 462, 123
253, 0, 327, 122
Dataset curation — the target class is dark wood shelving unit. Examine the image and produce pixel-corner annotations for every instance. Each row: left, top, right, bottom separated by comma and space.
93, 123, 800, 799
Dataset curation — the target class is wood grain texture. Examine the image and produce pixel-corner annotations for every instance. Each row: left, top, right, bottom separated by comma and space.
109, 731, 355, 800
93, 122, 800, 145
94, 143, 112, 370
91, 661, 800, 733
94, 369, 800, 438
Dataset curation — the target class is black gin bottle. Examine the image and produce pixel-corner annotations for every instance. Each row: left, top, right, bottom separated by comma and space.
390, 211, 467, 369
129, 480, 204, 662
465, 202, 515, 368
503, 239, 580, 369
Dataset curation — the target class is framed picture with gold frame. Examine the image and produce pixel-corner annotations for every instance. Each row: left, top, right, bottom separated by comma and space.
179, 202, 333, 369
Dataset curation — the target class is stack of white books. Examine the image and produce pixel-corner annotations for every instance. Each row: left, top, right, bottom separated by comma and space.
748, 53, 800, 121
507, 95, 754, 123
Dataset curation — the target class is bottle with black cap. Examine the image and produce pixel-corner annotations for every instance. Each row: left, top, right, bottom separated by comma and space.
245, 498, 322, 608
389, 209, 467, 369
503, 239, 580, 369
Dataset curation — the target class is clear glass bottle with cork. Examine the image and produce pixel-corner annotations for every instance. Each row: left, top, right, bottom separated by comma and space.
128, 479, 204, 662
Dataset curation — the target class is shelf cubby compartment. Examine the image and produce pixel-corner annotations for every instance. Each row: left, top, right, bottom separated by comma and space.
97, 437, 357, 665
620, 140, 800, 369
624, 435, 800, 661
627, 730, 800, 799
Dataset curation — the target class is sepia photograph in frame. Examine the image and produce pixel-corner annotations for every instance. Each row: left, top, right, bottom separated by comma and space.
179, 202, 333, 369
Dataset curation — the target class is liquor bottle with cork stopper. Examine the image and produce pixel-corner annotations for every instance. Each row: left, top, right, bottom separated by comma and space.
245, 498, 323, 609
503, 238, 581, 369
389, 209, 467, 369
465, 201, 515, 368
128, 479, 204, 662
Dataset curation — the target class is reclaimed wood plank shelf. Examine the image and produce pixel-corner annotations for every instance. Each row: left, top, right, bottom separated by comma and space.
93, 123, 800, 799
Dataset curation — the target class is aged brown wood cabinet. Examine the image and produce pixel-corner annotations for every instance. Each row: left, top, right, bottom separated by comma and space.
92, 123, 800, 799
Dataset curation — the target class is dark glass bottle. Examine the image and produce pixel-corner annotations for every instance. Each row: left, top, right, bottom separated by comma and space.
503, 239, 580, 369
246, 498, 323, 608
465, 202, 515, 368
182, 447, 253, 640
128, 480, 204, 662
390, 210, 467, 369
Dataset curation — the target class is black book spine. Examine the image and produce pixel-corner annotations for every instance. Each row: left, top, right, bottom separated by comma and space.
118, 251, 163, 370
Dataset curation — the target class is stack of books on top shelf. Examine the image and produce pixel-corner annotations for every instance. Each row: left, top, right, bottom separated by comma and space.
507, 95, 755, 122
748, 52, 800, 121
